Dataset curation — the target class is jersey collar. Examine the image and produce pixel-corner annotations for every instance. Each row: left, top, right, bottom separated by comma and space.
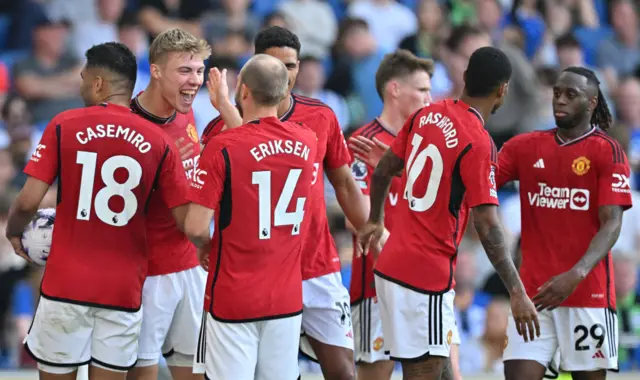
453, 99, 484, 126
554, 126, 596, 146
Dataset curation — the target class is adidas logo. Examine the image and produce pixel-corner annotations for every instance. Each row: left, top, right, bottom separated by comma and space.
592, 350, 605, 359
533, 158, 545, 169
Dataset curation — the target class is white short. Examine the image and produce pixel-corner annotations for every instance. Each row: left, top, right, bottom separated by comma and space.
24, 296, 142, 371
197, 313, 301, 380
503, 307, 618, 374
352, 298, 388, 363
374, 275, 456, 360
299, 272, 355, 360
137, 266, 206, 366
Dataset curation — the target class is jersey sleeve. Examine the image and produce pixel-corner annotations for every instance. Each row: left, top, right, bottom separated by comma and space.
460, 137, 499, 208
390, 110, 420, 160
496, 137, 519, 189
349, 159, 373, 196
201, 115, 225, 146
187, 139, 226, 209
23, 119, 59, 184
323, 111, 352, 169
156, 142, 190, 209
597, 143, 633, 209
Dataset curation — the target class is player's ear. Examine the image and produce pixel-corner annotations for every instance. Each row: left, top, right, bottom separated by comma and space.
391, 80, 400, 98
463, 70, 468, 84
589, 94, 598, 112
497, 82, 509, 98
94, 76, 104, 94
241, 83, 250, 100
150, 64, 161, 80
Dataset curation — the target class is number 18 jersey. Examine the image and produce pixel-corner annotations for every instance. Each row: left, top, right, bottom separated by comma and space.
23, 104, 190, 311
374, 99, 499, 294
189, 117, 318, 322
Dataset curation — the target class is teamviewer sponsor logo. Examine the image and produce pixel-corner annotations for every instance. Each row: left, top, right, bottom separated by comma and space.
612, 173, 631, 194
528, 183, 590, 211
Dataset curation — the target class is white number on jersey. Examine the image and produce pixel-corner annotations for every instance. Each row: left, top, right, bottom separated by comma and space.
252, 169, 307, 239
76, 151, 143, 227
403, 133, 444, 212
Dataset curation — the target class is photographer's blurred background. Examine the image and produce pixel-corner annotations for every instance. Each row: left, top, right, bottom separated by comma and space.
0, 0, 638, 376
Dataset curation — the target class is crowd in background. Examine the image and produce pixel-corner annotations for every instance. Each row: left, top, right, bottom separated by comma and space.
0, 0, 638, 376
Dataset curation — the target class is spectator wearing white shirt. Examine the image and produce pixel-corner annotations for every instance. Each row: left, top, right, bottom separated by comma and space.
279, 0, 338, 59
71, 0, 124, 60
347, 0, 417, 52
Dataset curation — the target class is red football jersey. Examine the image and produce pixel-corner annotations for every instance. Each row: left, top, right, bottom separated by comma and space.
348, 119, 402, 303
496, 128, 632, 309
189, 117, 318, 321
201, 94, 352, 280
131, 95, 200, 276
374, 99, 499, 293
24, 103, 189, 310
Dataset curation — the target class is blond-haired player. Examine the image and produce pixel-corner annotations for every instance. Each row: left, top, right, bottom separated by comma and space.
127, 28, 211, 380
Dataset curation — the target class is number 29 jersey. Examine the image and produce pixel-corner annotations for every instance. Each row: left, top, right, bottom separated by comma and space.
374, 99, 499, 293
23, 104, 190, 311
189, 117, 318, 321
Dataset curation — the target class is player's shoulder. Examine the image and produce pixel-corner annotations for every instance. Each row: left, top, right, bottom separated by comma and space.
292, 94, 336, 120
501, 129, 555, 150
201, 115, 226, 143
588, 129, 626, 164
281, 120, 317, 141
351, 119, 388, 139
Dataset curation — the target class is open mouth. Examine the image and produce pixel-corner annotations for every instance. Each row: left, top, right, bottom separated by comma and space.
180, 89, 196, 104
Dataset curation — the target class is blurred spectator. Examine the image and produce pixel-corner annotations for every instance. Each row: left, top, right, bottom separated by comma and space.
454, 251, 491, 343
459, 298, 510, 375
533, 66, 558, 131
616, 77, 640, 178
202, 0, 260, 46
614, 255, 640, 370
0, 95, 39, 190
0, 149, 15, 197
262, 11, 289, 29
137, 0, 213, 40
475, 0, 505, 43
193, 56, 239, 132
294, 56, 350, 129
347, 0, 417, 53
597, 0, 640, 91
13, 14, 83, 127
399, 0, 446, 59
506, 0, 546, 60
70, 0, 125, 59
279, 0, 338, 59
210, 30, 252, 63
117, 12, 152, 95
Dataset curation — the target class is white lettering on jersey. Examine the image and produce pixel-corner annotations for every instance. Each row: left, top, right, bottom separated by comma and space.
418, 112, 458, 148
389, 192, 398, 206
612, 173, 631, 193
30, 144, 46, 162
527, 183, 590, 211
76, 125, 151, 154
250, 139, 311, 162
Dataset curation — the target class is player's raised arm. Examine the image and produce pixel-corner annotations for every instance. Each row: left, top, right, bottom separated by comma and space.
206, 67, 242, 130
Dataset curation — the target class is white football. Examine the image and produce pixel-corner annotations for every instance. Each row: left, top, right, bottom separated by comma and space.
22, 208, 55, 266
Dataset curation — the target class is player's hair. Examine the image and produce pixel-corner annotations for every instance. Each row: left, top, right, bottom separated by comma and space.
148, 28, 211, 64
85, 42, 138, 92
240, 54, 288, 106
375, 49, 435, 100
563, 66, 613, 131
464, 46, 512, 97
254, 26, 301, 56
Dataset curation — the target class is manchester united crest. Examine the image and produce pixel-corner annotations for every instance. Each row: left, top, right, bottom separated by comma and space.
373, 337, 384, 351
187, 123, 199, 143
447, 330, 453, 345
572, 156, 590, 176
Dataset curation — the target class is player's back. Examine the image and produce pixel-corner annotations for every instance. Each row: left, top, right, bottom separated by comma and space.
206, 117, 318, 321
41, 103, 179, 310
375, 99, 498, 293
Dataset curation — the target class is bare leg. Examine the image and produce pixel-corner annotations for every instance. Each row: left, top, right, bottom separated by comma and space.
571, 370, 607, 380
88, 365, 126, 380
357, 360, 395, 380
38, 370, 77, 380
504, 360, 547, 380
401, 356, 447, 380
169, 365, 205, 380
308, 336, 356, 380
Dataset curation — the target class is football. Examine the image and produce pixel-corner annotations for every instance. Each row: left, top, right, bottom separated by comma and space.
21, 208, 56, 266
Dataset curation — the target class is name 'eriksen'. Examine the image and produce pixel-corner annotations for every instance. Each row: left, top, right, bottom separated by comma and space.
418, 112, 459, 148
76, 124, 151, 154
250, 139, 311, 162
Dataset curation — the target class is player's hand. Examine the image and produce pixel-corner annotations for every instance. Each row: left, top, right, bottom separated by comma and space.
8, 235, 33, 264
368, 227, 390, 258
175, 137, 195, 170
206, 67, 230, 110
197, 245, 210, 271
510, 292, 540, 342
348, 136, 390, 168
356, 221, 385, 258
532, 269, 583, 312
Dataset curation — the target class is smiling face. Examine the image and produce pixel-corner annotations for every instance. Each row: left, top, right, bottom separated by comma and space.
152, 52, 205, 114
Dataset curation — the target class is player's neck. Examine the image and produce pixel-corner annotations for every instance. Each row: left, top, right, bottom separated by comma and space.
242, 105, 278, 124
378, 106, 405, 135
100, 95, 131, 108
137, 83, 176, 119
277, 94, 293, 119
556, 123, 593, 142
459, 95, 492, 124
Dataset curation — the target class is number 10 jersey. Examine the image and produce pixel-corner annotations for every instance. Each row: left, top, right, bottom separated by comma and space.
374, 99, 499, 294
24, 103, 190, 311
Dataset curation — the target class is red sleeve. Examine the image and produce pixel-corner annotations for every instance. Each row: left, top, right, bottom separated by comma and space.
187, 139, 226, 209
201, 115, 225, 146
23, 119, 59, 185
157, 142, 190, 209
323, 111, 352, 169
598, 143, 633, 209
390, 110, 419, 160
496, 137, 519, 189
460, 137, 499, 208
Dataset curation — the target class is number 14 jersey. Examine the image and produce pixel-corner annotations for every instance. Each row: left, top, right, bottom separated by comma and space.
374, 99, 499, 293
23, 104, 190, 311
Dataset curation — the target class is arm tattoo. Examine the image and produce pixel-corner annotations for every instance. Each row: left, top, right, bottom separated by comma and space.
369, 151, 404, 224
440, 357, 454, 380
474, 216, 522, 295
573, 205, 624, 278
